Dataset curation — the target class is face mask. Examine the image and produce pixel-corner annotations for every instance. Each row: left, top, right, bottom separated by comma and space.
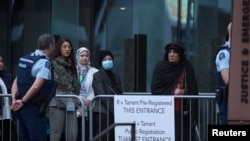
102, 60, 113, 70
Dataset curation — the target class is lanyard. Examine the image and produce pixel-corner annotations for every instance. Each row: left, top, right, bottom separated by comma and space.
78, 68, 89, 84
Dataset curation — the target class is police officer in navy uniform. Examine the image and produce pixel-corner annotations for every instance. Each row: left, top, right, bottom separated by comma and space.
11, 33, 56, 141
215, 22, 231, 125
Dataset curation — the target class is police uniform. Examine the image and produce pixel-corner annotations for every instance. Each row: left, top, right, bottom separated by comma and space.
215, 41, 230, 125
16, 49, 55, 141
31, 50, 51, 79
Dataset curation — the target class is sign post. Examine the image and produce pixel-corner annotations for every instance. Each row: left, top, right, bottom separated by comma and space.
228, 0, 250, 124
114, 95, 175, 141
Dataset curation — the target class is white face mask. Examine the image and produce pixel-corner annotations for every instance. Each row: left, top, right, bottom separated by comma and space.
102, 60, 113, 70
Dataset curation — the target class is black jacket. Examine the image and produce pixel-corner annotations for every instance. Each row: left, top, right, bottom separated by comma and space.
151, 60, 198, 124
92, 68, 123, 114
151, 60, 198, 95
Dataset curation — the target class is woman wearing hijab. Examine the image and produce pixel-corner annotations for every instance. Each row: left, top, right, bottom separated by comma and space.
151, 43, 198, 141
75, 47, 98, 141
92, 50, 123, 141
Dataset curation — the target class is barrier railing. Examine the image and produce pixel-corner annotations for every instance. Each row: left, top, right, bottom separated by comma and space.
0, 94, 85, 141
89, 93, 217, 141
1, 93, 216, 141
49, 94, 85, 141
90, 122, 136, 141
0, 94, 17, 141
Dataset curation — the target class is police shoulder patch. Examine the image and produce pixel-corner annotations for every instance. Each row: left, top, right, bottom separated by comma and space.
219, 52, 225, 61
45, 61, 51, 69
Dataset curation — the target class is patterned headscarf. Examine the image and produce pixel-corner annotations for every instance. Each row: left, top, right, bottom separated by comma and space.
76, 47, 90, 72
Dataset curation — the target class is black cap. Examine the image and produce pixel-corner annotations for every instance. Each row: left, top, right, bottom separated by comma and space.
99, 50, 114, 66
164, 42, 186, 62
165, 43, 186, 53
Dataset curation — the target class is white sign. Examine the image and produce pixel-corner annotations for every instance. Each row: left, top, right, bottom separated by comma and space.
114, 95, 175, 141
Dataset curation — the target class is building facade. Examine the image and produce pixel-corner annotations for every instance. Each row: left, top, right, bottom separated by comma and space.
0, 0, 232, 92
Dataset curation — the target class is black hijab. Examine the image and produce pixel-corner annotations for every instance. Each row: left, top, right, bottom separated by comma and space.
151, 43, 198, 95
151, 60, 198, 95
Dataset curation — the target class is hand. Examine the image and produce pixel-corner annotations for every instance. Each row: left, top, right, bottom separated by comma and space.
77, 109, 82, 117
11, 99, 24, 111
83, 99, 91, 107
174, 84, 185, 95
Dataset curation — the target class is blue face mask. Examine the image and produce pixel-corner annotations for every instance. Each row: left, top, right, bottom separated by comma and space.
102, 60, 113, 70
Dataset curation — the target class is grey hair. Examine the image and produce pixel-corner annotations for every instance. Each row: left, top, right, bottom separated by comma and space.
37, 33, 55, 50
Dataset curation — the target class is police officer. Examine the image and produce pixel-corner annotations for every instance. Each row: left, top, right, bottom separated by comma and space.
215, 22, 231, 125
11, 33, 56, 141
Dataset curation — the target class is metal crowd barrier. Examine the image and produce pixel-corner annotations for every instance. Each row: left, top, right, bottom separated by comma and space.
90, 123, 136, 141
48, 94, 85, 141
0, 94, 85, 141
89, 93, 218, 141
0, 94, 17, 141
0, 93, 217, 141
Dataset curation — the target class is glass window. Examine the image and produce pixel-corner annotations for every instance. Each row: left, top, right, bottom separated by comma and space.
3, 0, 232, 92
